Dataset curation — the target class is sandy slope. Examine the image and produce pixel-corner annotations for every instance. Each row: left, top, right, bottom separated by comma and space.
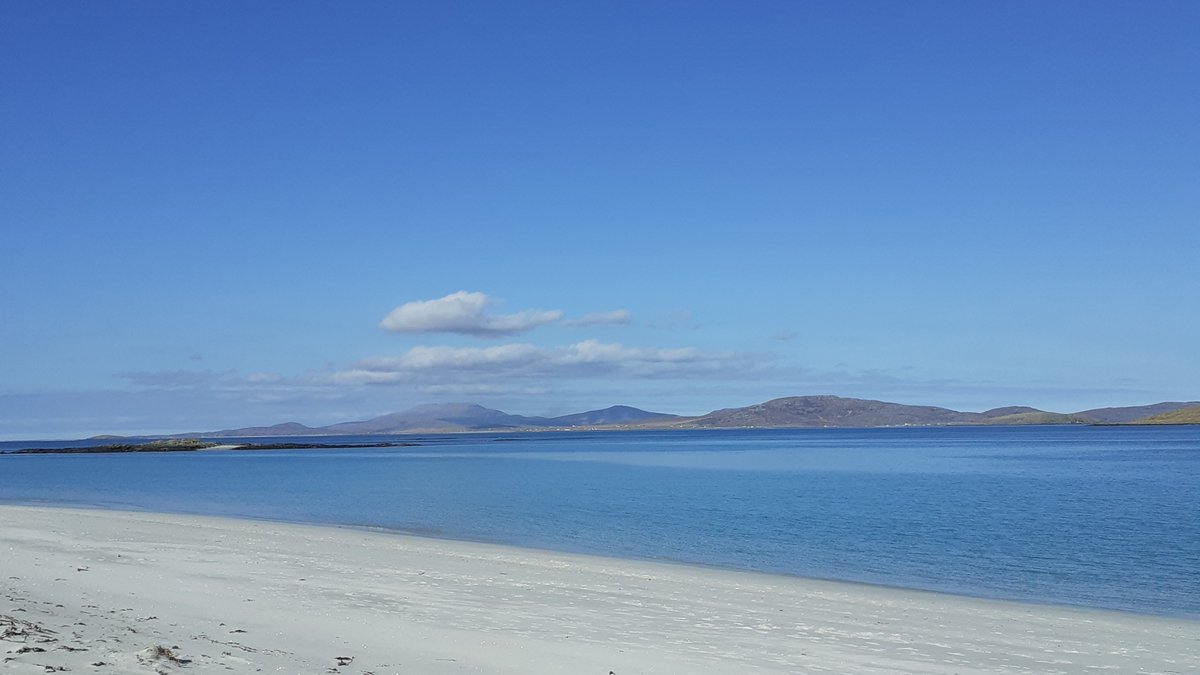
1, 505, 1195, 674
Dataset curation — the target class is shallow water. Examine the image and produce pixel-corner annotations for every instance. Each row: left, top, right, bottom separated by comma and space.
2, 426, 1197, 617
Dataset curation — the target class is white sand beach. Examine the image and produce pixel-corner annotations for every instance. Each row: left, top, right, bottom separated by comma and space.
1, 506, 1195, 674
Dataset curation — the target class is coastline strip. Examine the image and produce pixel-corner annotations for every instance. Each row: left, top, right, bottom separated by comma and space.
2, 505, 1196, 674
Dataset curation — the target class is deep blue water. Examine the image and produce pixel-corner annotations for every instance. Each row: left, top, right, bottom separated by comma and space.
1, 426, 1197, 618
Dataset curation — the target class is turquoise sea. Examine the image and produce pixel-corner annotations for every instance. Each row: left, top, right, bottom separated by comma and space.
1, 426, 1197, 618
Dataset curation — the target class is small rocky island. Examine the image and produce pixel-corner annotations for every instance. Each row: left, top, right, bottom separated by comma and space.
7, 438, 419, 455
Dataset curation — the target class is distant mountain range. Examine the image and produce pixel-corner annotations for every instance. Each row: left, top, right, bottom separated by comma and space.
690, 397, 1200, 428
670, 396, 1167, 428
197, 404, 678, 437
181, 396, 1200, 438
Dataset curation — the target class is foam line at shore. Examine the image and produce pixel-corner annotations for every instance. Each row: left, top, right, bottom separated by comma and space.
1, 505, 1196, 674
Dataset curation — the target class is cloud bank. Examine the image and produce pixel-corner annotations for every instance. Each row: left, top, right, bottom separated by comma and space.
379, 291, 563, 337
565, 309, 632, 327
334, 340, 754, 385
114, 370, 222, 387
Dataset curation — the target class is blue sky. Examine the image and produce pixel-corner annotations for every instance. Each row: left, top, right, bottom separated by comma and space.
2, 2, 1197, 438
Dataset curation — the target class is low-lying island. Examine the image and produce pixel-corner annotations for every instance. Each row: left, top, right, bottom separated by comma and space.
2, 506, 1195, 674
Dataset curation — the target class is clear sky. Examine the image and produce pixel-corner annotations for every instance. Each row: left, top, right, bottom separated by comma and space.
2, 1, 1197, 438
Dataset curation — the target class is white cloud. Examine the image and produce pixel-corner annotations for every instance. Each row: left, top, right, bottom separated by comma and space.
649, 309, 700, 330
244, 372, 286, 384
114, 370, 221, 387
564, 309, 632, 327
356, 344, 543, 372
333, 340, 757, 385
419, 383, 552, 396
379, 291, 562, 337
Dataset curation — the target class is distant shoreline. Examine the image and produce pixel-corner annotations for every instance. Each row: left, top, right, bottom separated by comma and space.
5, 421, 1200, 452
4, 439, 420, 455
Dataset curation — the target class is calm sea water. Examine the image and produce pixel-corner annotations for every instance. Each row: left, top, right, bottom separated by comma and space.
1, 426, 1197, 618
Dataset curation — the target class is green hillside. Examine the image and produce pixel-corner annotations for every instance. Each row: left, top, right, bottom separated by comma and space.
1130, 406, 1200, 425
981, 412, 1094, 425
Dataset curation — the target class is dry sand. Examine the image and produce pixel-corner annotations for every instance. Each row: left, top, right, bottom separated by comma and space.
1, 505, 1195, 674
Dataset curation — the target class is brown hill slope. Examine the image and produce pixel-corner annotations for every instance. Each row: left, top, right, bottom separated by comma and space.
983, 412, 1094, 425
1076, 401, 1200, 424
678, 395, 981, 428
1130, 406, 1200, 425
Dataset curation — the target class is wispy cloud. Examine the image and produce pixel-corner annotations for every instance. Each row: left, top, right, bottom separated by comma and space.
114, 369, 319, 394
333, 340, 759, 385
114, 370, 222, 387
379, 291, 562, 337
649, 309, 700, 330
419, 383, 552, 396
564, 309, 632, 327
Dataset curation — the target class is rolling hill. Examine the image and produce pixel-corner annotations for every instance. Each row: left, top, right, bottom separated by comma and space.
1129, 406, 1200, 425
321, 403, 551, 434
202, 403, 675, 436
676, 396, 979, 428
1076, 401, 1200, 424
547, 405, 677, 426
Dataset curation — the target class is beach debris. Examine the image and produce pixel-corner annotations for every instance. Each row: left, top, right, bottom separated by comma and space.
193, 633, 288, 656
12, 646, 47, 654
2, 615, 59, 644
138, 645, 192, 665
